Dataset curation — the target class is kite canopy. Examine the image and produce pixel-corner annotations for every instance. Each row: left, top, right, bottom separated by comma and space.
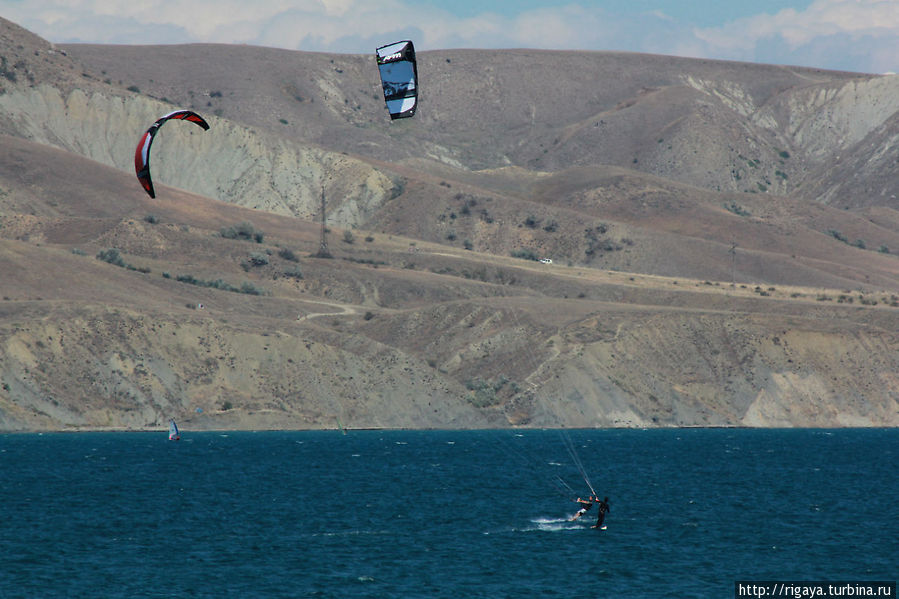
134, 109, 209, 198
376, 40, 418, 119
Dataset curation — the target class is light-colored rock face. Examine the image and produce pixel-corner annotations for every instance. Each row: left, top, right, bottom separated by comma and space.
0, 307, 490, 431
0, 85, 397, 224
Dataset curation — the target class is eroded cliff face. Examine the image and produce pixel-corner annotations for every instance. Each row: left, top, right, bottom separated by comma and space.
0, 85, 397, 225
0, 303, 490, 431
535, 312, 899, 428
4, 298, 898, 431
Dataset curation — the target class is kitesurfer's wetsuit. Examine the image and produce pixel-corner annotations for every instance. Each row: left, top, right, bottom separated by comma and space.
592, 497, 610, 529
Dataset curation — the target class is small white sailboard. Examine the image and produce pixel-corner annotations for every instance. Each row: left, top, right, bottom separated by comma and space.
168, 418, 181, 441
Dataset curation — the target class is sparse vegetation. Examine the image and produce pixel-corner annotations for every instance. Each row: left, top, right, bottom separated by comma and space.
278, 247, 299, 262
584, 224, 621, 258
0, 57, 17, 83
242, 252, 270, 270
343, 256, 387, 266
511, 248, 539, 261
282, 266, 303, 279
96, 248, 150, 273
96, 248, 126, 268
464, 375, 515, 408
725, 202, 751, 217
174, 273, 268, 295
827, 229, 848, 243
220, 221, 264, 243
240, 282, 266, 295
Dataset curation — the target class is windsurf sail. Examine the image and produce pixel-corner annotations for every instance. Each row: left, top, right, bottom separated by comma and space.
376, 40, 418, 119
168, 418, 180, 441
134, 109, 210, 198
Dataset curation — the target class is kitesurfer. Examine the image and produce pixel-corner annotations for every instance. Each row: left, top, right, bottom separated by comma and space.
591, 497, 610, 529
569, 495, 596, 521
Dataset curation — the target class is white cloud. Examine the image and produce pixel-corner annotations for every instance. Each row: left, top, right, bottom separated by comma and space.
2, 0, 896, 73
693, 0, 899, 72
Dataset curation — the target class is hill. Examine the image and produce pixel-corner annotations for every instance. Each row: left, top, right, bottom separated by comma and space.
1, 17, 898, 430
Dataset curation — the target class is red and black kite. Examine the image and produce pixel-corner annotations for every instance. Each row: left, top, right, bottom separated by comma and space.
134, 109, 209, 198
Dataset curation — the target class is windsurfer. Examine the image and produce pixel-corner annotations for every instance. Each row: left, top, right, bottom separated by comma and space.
569, 495, 595, 521
591, 496, 610, 529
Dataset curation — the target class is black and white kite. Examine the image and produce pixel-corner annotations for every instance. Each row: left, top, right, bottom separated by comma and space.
376, 40, 418, 119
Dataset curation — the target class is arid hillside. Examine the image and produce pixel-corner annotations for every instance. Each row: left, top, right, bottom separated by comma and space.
1, 17, 898, 431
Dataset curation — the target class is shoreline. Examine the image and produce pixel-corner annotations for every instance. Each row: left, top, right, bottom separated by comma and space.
2, 424, 896, 434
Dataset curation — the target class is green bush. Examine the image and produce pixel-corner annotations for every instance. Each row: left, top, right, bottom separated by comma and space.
174, 273, 268, 295
283, 266, 303, 280
245, 252, 270, 268
464, 376, 513, 407
827, 229, 847, 243
278, 247, 299, 262
240, 282, 265, 295
96, 248, 126, 267
725, 203, 751, 217
220, 221, 263, 243
511, 248, 538, 261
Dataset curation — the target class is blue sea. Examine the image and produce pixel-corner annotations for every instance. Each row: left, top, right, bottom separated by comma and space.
1, 429, 895, 598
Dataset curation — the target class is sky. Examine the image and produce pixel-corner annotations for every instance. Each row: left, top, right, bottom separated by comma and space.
2, 0, 898, 74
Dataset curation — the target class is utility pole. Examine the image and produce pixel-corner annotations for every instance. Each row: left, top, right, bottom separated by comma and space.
315, 185, 332, 259
730, 240, 737, 289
